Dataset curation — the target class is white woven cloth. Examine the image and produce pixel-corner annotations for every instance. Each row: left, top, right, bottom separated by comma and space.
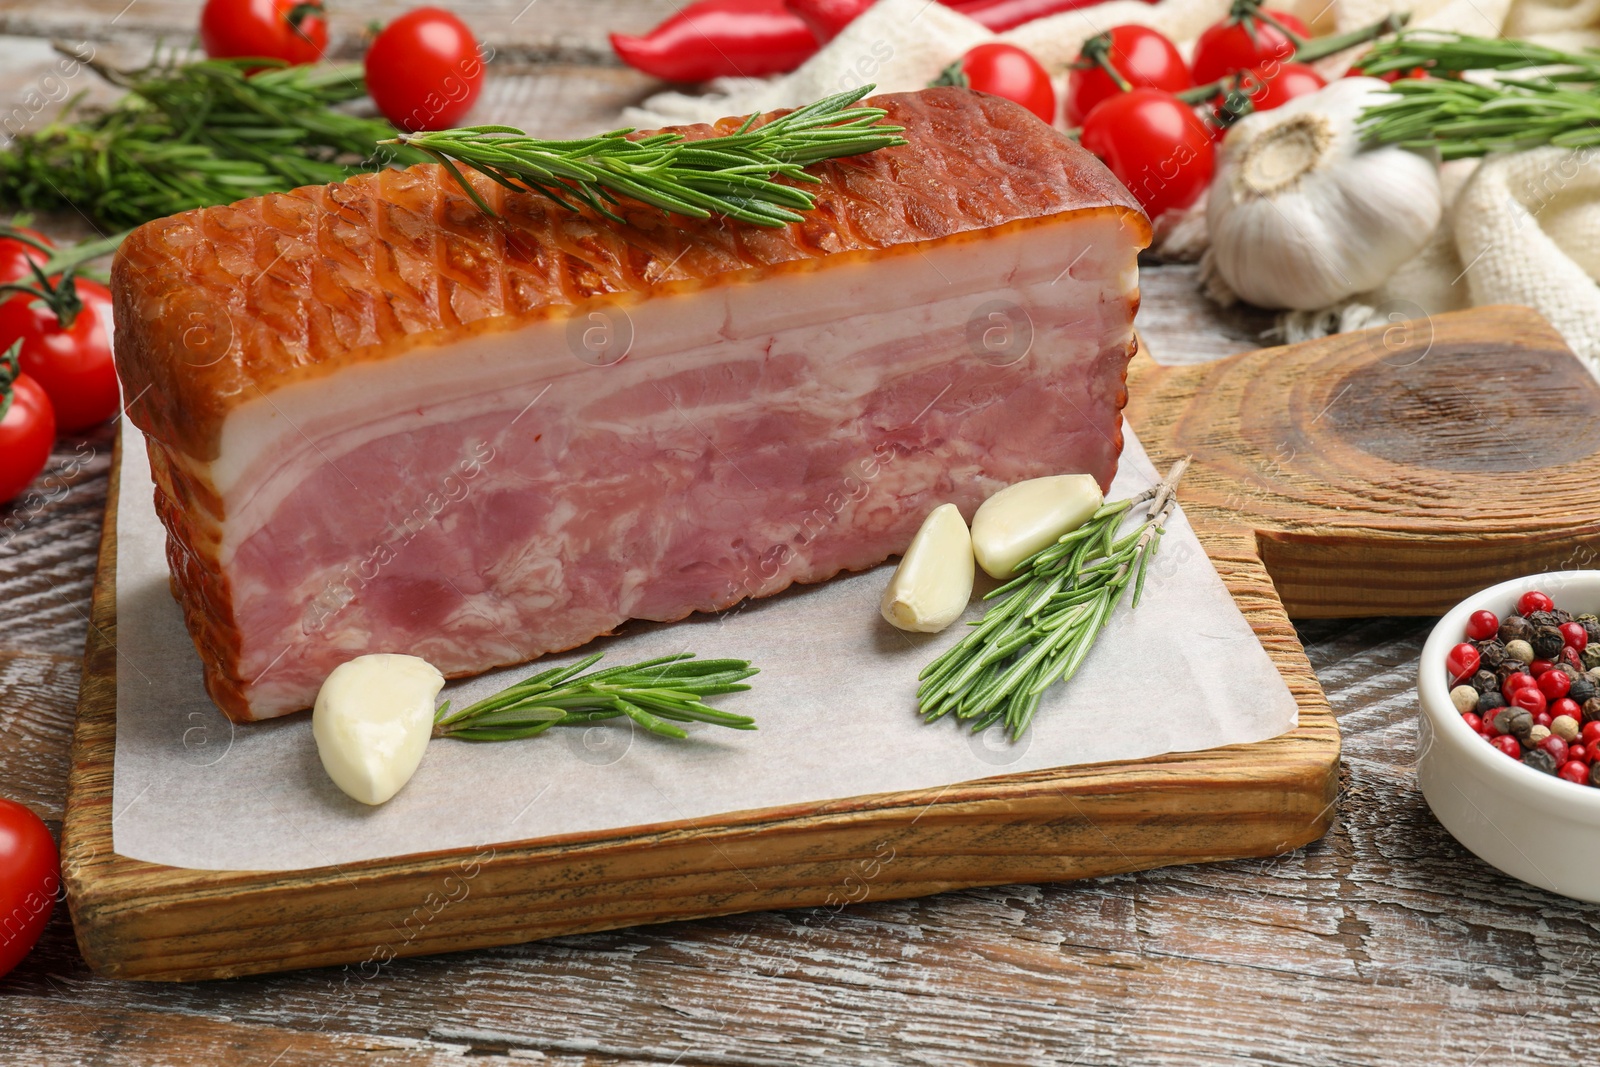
625, 0, 1600, 371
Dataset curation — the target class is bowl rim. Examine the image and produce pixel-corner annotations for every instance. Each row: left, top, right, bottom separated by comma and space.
1418, 570, 1600, 812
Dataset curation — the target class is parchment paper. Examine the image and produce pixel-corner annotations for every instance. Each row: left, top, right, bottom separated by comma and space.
112, 419, 1298, 872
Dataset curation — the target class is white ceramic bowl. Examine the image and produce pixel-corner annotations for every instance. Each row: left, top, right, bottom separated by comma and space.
1417, 570, 1600, 901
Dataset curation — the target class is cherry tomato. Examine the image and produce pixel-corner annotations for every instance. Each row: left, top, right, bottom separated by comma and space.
1065, 25, 1192, 126
200, 0, 328, 66
1080, 88, 1214, 221
0, 798, 59, 977
0, 228, 52, 285
0, 280, 117, 432
0, 349, 55, 506
1191, 8, 1309, 84
365, 8, 487, 132
1239, 62, 1326, 112
944, 43, 1056, 124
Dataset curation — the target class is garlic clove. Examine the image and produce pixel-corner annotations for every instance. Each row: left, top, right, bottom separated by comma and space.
971, 474, 1103, 579
313, 654, 446, 806
881, 503, 975, 633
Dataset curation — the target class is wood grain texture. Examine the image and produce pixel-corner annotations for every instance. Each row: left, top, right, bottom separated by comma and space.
1126, 305, 1600, 616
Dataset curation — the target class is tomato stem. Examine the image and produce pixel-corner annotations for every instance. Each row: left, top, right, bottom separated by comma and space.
0, 227, 124, 331
930, 58, 970, 89
1176, 10, 1411, 104
1076, 33, 1133, 93
284, 1, 325, 42
0, 340, 19, 423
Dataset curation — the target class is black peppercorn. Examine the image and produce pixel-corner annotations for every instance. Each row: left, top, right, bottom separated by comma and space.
1533, 626, 1566, 659
1477, 691, 1507, 714
1587, 620, 1600, 646
1584, 696, 1600, 725
1592, 762, 1600, 787
1529, 610, 1563, 629
1476, 640, 1509, 670
1499, 615, 1534, 644
1557, 662, 1582, 683
1496, 660, 1526, 685
1523, 748, 1559, 774
1552, 608, 1573, 625
1470, 669, 1498, 694
1495, 707, 1533, 739
1571, 677, 1597, 705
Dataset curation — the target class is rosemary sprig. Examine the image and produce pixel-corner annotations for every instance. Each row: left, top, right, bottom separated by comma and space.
918, 459, 1191, 741
433, 652, 758, 742
0, 54, 415, 228
385, 84, 909, 228
1358, 32, 1600, 158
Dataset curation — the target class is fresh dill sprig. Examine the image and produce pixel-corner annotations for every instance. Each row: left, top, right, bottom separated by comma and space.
433, 652, 759, 743
918, 459, 1191, 742
0, 53, 417, 227
385, 84, 909, 228
1358, 32, 1600, 159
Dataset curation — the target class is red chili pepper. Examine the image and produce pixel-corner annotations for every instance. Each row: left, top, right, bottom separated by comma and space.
611, 0, 819, 82
947, 0, 1153, 32
785, 0, 875, 42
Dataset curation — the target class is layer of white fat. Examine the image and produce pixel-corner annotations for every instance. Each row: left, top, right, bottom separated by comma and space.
207, 214, 1142, 570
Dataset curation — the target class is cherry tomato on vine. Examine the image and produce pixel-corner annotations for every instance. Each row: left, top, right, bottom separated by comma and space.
1079, 88, 1214, 221
0, 797, 60, 977
1191, 7, 1309, 84
1242, 61, 1325, 111
0, 351, 55, 507
0, 280, 118, 432
1065, 25, 1192, 126
200, 0, 328, 66
938, 43, 1055, 124
0, 228, 52, 285
365, 7, 487, 132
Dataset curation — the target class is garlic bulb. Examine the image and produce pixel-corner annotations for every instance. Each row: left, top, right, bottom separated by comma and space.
1204, 77, 1442, 311
881, 503, 975, 633
970, 474, 1102, 579
313, 654, 445, 805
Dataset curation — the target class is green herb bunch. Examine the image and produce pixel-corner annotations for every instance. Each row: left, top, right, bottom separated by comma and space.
0, 52, 418, 228
434, 652, 758, 742
388, 84, 908, 228
1359, 32, 1600, 158
918, 459, 1190, 741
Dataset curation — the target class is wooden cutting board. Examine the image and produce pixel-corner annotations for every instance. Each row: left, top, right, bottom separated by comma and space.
61, 305, 1600, 981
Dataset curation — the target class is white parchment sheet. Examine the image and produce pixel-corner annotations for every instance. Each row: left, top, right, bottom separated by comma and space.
112, 419, 1298, 871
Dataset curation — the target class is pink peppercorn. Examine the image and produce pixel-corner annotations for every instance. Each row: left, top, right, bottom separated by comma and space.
1561, 621, 1589, 652
1560, 761, 1591, 785
1492, 735, 1522, 758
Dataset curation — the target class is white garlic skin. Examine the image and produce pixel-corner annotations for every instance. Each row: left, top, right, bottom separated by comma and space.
1206, 77, 1442, 310
313, 654, 446, 806
970, 474, 1103, 579
881, 503, 975, 633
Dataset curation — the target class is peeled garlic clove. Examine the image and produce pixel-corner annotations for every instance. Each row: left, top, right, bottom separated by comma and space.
881, 503, 974, 633
971, 474, 1103, 579
313, 654, 446, 806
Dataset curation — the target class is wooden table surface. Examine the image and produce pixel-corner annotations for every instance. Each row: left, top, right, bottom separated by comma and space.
1, 3, 1594, 1063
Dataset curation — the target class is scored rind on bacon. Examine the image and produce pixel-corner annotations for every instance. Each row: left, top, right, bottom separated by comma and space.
112, 87, 1152, 722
